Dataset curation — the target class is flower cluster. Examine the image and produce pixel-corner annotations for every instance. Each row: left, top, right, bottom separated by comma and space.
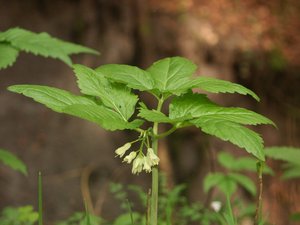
115, 142, 160, 175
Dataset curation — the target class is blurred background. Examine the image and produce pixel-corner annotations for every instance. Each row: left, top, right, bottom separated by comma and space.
0, 0, 300, 224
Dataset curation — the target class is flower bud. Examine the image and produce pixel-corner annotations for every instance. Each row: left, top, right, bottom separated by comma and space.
143, 157, 152, 173
147, 148, 160, 165
115, 143, 131, 158
132, 155, 144, 174
123, 151, 137, 164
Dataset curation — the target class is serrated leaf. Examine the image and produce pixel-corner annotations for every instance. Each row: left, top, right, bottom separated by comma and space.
192, 118, 265, 160
8, 85, 97, 113
265, 147, 300, 166
73, 64, 138, 120
147, 56, 197, 95
0, 43, 19, 69
138, 107, 191, 124
63, 104, 143, 131
0, 149, 27, 175
96, 64, 154, 91
203, 172, 225, 193
228, 172, 256, 196
169, 93, 213, 119
170, 93, 273, 126
193, 107, 274, 126
191, 76, 260, 101
138, 108, 172, 123
0, 27, 98, 66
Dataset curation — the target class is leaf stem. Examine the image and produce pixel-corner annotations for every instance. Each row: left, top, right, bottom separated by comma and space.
254, 160, 264, 225
150, 96, 164, 225
155, 125, 177, 139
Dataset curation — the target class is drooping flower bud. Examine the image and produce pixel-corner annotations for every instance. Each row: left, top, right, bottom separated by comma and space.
123, 151, 137, 164
132, 155, 144, 174
147, 148, 160, 165
143, 157, 152, 173
115, 143, 131, 158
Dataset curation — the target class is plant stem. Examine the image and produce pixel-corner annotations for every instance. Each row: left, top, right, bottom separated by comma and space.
38, 171, 43, 225
155, 125, 177, 139
255, 161, 264, 225
150, 97, 164, 225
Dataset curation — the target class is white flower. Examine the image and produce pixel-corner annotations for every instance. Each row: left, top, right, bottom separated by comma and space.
132, 155, 144, 174
123, 151, 137, 164
147, 148, 160, 165
115, 143, 131, 158
143, 157, 152, 173
210, 201, 222, 212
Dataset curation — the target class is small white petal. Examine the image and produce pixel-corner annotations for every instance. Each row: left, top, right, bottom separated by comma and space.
147, 148, 160, 165
211, 201, 222, 212
143, 157, 152, 173
115, 143, 131, 158
123, 151, 137, 164
132, 155, 144, 174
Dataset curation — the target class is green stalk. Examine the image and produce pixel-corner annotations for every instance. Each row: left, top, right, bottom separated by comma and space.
254, 161, 264, 225
38, 171, 43, 225
150, 97, 164, 225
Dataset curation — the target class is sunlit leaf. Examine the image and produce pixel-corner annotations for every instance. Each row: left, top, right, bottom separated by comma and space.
8, 85, 97, 113
191, 76, 260, 101
192, 119, 265, 160
147, 56, 197, 95
0, 27, 98, 66
96, 64, 154, 91
63, 104, 143, 131
170, 93, 273, 126
73, 64, 138, 120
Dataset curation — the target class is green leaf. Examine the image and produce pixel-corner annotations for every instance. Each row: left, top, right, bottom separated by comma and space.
290, 212, 300, 221
203, 172, 225, 193
191, 76, 260, 101
169, 93, 273, 126
96, 64, 154, 91
147, 56, 197, 95
0, 206, 38, 225
192, 119, 265, 161
138, 107, 191, 124
228, 172, 256, 196
138, 108, 172, 123
113, 212, 141, 225
218, 176, 237, 196
0, 43, 19, 69
217, 152, 273, 174
63, 104, 143, 131
8, 85, 97, 113
265, 147, 300, 166
281, 164, 300, 180
0, 149, 27, 175
169, 93, 213, 119
0, 27, 98, 66
73, 64, 138, 120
